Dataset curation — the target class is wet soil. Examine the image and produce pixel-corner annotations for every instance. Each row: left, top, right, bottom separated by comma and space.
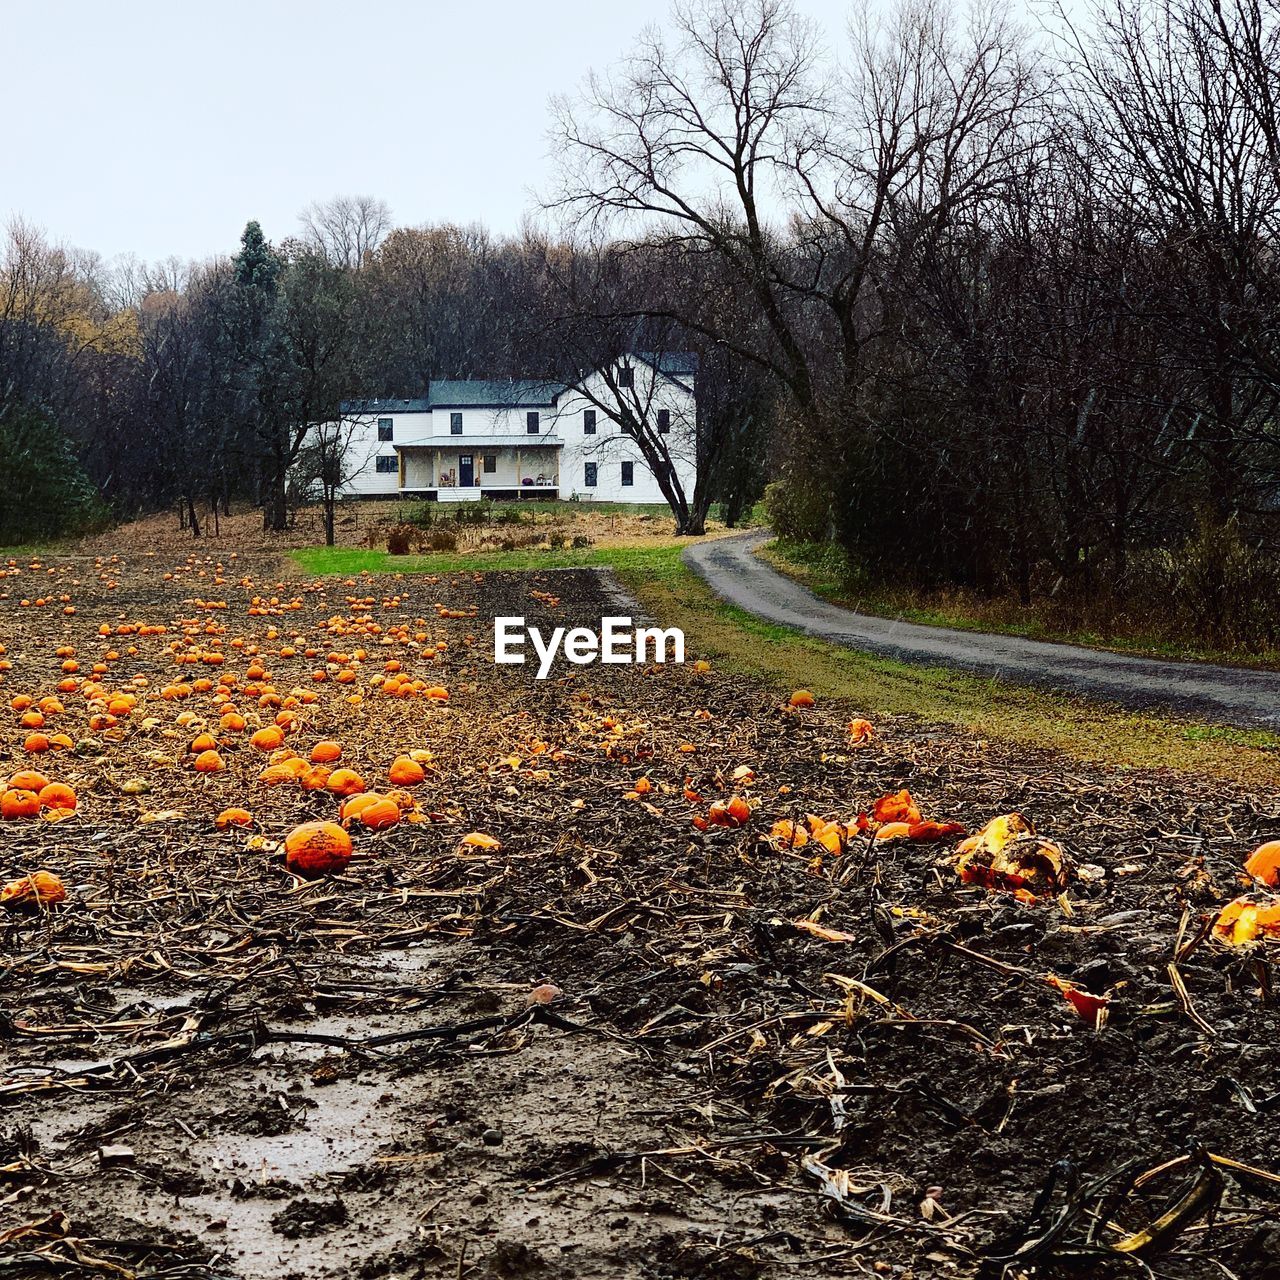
1, 555, 1278, 1278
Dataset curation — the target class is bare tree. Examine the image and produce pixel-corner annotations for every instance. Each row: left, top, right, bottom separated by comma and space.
292, 413, 371, 545
550, 0, 1041, 456
299, 196, 392, 269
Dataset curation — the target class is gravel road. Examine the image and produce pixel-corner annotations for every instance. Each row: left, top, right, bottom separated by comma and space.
684, 531, 1280, 730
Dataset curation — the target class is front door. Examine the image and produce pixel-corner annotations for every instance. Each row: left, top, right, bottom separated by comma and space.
459, 455, 474, 487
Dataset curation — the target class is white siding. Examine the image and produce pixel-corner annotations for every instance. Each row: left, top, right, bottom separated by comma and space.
554, 364, 697, 504
334, 410, 428, 497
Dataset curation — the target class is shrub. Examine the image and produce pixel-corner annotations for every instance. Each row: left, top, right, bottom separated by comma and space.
421, 527, 458, 552
571, 534, 593, 549
547, 532, 567, 550
0, 406, 109, 544
763, 477, 827, 543
453, 502, 488, 526
399, 502, 434, 529
1139, 518, 1280, 651
385, 524, 416, 555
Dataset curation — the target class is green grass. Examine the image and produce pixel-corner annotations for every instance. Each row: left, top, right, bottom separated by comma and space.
292, 544, 691, 580
290, 539, 1280, 788
614, 565, 1280, 792
760, 537, 1280, 671
0, 542, 64, 559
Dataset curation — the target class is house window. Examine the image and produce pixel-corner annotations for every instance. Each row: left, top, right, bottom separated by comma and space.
584, 462, 597, 488
375, 455, 398, 474
450, 412, 463, 435
621, 460, 634, 487
618, 365, 634, 388
483, 454, 496, 474
657, 409, 670, 434
583, 409, 596, 435
377, 418, 393, 441
526, 411, 540, 434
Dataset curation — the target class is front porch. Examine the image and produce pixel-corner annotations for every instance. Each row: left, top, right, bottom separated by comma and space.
396, 441, 561, 499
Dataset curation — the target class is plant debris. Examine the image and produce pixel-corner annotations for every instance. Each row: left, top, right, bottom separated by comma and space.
0, 555, 1277, 1278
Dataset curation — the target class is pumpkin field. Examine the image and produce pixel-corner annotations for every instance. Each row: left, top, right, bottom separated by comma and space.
1, 552, 1279, 1280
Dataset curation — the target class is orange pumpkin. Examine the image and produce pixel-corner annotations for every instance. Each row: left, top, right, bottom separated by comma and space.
8, 769, 50, 793
358, 797, 402, 830
37, 783, 77, 811
340, 792, 381, 822
1, 789, 42, 820
250, 726, 285, 752
215, 807, 254, 830
1244, 841, 1280, 887
284, 820, 353, 877
789, 689, 815, 708
325, 768, 366, 797
0, 870, 67, 909
193, 749, 226, 773
388, 755, 425, 786
310, 740, 343, 764
258, 763, 300, 786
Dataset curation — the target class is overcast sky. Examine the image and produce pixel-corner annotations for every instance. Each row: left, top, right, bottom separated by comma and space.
5, 0, 1063, 266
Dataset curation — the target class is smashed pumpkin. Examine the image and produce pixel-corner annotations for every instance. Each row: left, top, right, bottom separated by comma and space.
1212, 893, 1280, 946
954, 813, 1070, 902
1244, 841, 1280, 888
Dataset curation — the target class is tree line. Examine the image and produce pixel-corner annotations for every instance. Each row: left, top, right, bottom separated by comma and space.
2, 0, 1278, 643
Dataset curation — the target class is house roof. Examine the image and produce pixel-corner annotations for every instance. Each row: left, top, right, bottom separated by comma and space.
340, 397, 430, 414
340, 355, 697, 417
426, 380, 563, 409
637, 351, 699, 376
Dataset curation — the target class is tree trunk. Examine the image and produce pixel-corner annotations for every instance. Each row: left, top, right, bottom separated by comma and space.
186, 494, 201, 538
264, 469, 289, 532
323, 487, 336, 546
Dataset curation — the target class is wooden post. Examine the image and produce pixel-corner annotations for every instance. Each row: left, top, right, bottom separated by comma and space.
516, 448, 522, 495
434, 448, 441, 490
397, 450, 404, 490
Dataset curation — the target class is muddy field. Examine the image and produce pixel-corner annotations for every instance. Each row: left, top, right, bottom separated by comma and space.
1, 553, 1278, 1279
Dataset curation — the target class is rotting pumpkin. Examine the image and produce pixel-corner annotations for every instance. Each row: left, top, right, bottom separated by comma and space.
954, 813, 1071, 902
1, 870, 67, 909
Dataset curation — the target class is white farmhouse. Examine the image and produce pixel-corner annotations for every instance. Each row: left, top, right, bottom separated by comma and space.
326, 354, 697, 504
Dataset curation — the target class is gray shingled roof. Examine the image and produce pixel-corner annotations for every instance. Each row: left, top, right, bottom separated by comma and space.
426, 380, 564, 408
340, 355, 697, 417
340, 397, 431, 414
637, 351, 699, 375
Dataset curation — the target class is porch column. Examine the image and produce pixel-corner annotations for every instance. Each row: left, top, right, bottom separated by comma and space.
397, 450, 404, 489
434, 448, 441, 489
516, 448, 522, 485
